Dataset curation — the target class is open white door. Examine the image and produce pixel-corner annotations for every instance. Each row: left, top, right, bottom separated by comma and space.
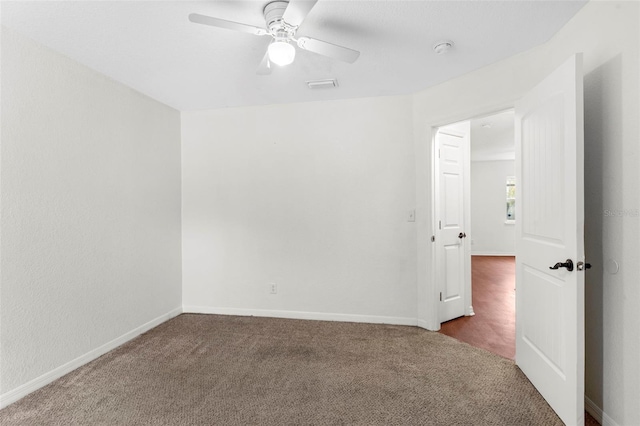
515, 54, 584, 425
435, 123, 471, 323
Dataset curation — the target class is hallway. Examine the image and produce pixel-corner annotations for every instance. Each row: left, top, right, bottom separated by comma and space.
439, 256, 515, 360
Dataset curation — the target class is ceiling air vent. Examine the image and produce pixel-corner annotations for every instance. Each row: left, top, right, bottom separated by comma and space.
306, 79, 338, 89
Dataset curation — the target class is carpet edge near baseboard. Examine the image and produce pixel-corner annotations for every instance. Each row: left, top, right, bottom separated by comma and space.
183, 305, 419, 327
0, 306, 183, 410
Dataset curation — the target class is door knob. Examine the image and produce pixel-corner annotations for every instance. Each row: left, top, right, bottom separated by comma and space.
549, 259, 574, 272
458, 232, 467, 239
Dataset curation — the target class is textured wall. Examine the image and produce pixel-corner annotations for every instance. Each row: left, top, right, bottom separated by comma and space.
181, 96, 417, 323
0, 28, 182, 394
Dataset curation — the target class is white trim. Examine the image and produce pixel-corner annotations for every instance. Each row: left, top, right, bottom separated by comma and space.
432, 126, 441, 327
423, 105, 515, 333
470, 252, 516, 256
585, 395, 620, 426
417, 319, 437, 331
183, 306, 418, 326
0, 307, 183, 410
427, 126, 439, 331
585, 396, 603, 425
471, 155, 516, 162
462, 122, 472, 323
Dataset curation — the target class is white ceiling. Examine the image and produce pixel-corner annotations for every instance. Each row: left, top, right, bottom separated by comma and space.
1, 1, 587, 111
470, 110, 515, 162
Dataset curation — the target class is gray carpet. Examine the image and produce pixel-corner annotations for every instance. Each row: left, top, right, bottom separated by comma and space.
0, 314, 562, 425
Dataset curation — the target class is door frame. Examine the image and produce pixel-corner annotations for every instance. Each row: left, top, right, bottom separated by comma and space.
429, 106, 515, 329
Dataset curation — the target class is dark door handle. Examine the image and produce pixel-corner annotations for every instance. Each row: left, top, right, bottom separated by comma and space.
549, 259, 574, 272
458, 232, 466, 239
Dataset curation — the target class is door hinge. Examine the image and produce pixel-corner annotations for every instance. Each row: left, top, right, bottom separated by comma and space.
431, 235, 435, 242
439, 220, 441, 230
439, 292, 443, 302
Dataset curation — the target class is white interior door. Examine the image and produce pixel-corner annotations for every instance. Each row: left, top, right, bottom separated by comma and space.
436, 123, 471, 323
515, 54, 585, 425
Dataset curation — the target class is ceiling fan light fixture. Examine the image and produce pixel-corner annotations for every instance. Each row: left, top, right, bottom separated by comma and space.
189, 0, 361, 75
268, 40, 296, 66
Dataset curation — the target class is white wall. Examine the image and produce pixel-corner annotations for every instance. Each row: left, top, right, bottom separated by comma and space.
413, 2, 639, 424
2, 1, 638, 424
0, 28, 182, 401
470, 160, 515, 255
181, 96, 417, 324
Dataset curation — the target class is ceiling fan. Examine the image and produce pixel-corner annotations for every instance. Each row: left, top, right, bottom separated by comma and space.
189, 0, 360, 75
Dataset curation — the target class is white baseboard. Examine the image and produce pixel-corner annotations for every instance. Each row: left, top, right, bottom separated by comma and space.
585, 395, 620, 426
470, 252, 516, 256
585, 395, 604, 424
183, 305, 418, 326
0, 306, 183, 410
417, 319, 435, 331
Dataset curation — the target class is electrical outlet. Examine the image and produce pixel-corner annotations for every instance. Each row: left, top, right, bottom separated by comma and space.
269, 282, 277, 294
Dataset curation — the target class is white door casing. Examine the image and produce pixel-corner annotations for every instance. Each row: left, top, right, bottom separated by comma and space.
435, 123, 472, 323
515, 54, 585, 426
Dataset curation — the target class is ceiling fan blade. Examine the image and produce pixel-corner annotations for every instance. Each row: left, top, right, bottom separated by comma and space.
189, 13, 268, 36
256, 51, 272, 75
297, 37, 360, 63
282, 0, 319, 27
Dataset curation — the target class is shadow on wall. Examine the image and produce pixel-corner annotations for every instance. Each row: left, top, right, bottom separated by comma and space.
583, 53, 622, 418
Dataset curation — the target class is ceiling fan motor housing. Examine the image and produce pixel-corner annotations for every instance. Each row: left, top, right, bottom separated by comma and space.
264, 1, 291, 30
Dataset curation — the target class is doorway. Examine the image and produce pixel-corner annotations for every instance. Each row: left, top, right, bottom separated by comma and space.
440, 255, 516, 359
436, 110, 517, 360
429, 55, 586, 426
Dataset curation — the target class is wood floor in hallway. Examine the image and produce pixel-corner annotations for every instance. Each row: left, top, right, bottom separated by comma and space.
439, 255, 515, 360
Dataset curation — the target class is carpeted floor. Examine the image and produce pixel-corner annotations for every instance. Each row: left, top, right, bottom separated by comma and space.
0, 314, 562, 425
